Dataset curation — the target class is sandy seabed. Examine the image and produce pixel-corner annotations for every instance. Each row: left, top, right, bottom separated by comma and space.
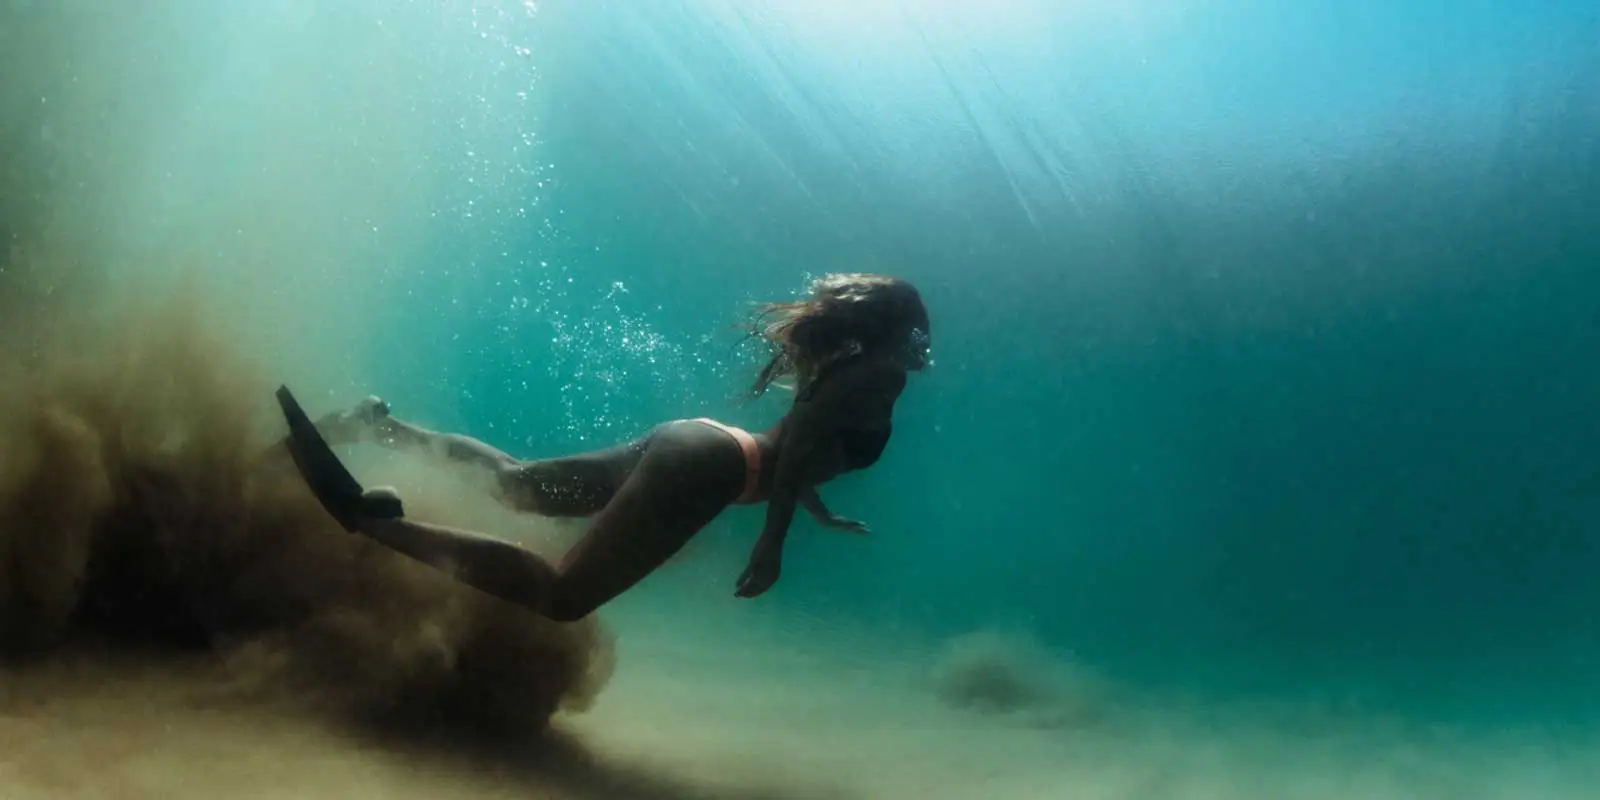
9, 605, 1600, 800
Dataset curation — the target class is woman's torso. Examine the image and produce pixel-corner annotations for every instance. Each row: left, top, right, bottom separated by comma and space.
762, 352, 908, 489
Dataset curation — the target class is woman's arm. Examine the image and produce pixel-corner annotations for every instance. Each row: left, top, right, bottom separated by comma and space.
734, 400, 820, 597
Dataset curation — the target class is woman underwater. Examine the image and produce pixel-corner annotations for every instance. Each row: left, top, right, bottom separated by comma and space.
275, 273, 931, 621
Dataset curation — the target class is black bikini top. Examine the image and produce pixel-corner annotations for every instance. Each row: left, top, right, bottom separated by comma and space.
839, 425, 892, 470
797, 350, 895, 471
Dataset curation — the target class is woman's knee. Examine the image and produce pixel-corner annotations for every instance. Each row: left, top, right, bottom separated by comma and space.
493, 461, 543, 512
543, 585, 596, 622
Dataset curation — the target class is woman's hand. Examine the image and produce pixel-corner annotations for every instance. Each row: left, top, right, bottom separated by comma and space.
735, 537, 783, 598
800, 487, 869, 535
822, 515, 871, 536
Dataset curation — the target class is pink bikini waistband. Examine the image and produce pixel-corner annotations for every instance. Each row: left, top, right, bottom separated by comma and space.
690, 418, 761, 505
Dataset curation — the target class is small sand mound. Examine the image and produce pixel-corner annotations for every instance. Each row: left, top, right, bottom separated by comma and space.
929, 629, 1110, 729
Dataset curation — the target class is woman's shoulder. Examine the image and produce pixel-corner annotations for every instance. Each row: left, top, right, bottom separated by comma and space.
799, 351, 906, 404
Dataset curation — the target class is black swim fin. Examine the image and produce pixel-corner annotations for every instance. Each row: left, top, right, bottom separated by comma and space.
275, 384, 367, 532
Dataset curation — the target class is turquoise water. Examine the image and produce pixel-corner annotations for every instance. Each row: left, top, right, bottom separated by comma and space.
4, 0, 1600, 795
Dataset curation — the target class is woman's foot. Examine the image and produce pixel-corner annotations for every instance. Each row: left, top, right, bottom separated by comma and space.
360, 486, 406, 520
314, 395, 390, 446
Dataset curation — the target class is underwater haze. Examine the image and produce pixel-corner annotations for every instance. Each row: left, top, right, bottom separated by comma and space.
3, 0, 1599, 798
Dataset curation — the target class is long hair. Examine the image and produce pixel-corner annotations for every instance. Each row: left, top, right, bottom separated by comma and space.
742, 273, 931, 399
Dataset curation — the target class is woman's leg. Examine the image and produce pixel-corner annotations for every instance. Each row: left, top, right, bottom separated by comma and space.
273, 395, 650, 518
363, 400, 660, 517
357, 515, 559, 613
373, 413, 652, 518
258, 395, 532, 483
341, 421, 745, 620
